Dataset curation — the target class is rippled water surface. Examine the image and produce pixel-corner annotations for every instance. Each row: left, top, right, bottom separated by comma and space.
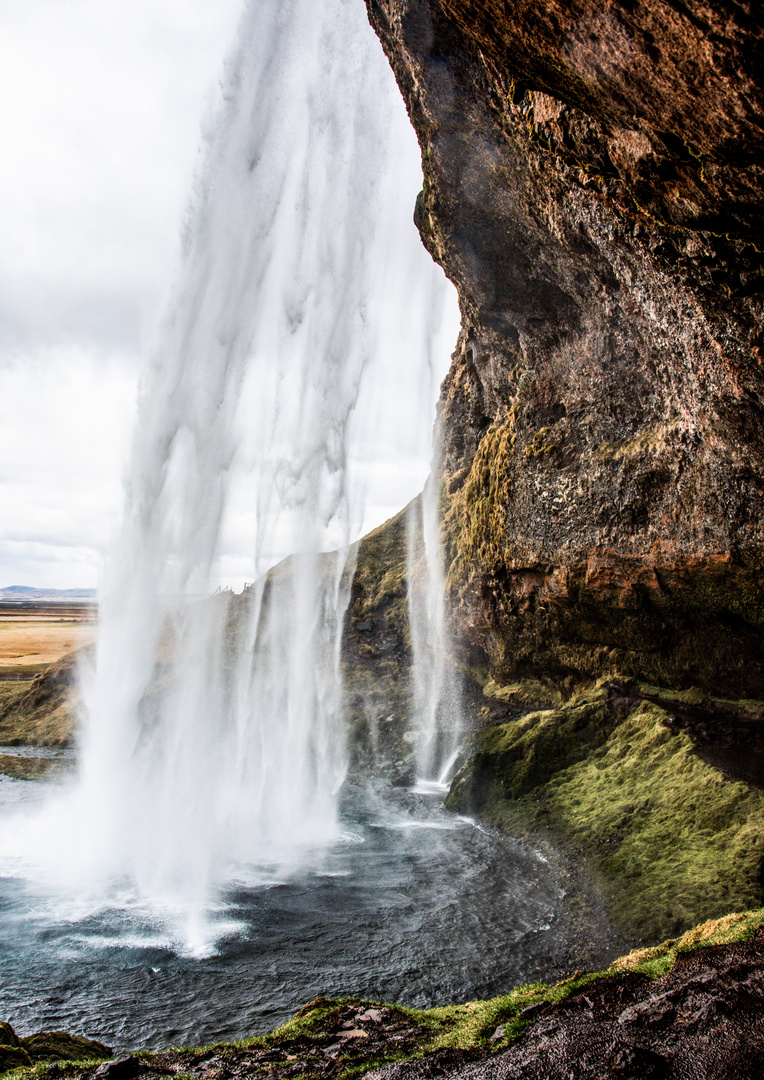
1, 774, 616, 1052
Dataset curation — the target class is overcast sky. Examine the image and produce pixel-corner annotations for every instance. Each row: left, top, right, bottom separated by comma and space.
0, 0, 458, 592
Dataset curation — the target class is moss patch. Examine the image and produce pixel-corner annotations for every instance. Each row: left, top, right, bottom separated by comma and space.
350, 507, 410, 639
446, 689, 764, 939
482, 677, 562, 710
448, 404, 518, 577
341, 507, 416, 779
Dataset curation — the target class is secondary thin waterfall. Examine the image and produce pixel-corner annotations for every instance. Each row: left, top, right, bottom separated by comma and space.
407, 422, 463, 787
0, 0, 457, 954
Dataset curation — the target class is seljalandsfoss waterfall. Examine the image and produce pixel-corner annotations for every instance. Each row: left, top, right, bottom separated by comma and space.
0, 0, 631, 1055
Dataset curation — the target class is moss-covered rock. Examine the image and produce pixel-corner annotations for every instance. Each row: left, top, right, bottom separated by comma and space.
0, 1024, 20, 1049
369, 0, 764, 701
0, 1045, 32, 1072
341, 507, 416, 779
446, 685, 764, 940
20, 1032, 112, 1063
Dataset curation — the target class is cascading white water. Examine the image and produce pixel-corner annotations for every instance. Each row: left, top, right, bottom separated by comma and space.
0, 0, 458, 955
406, 422, 463, 788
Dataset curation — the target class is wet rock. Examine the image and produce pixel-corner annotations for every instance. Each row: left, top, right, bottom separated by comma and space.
357, 1009, 383, 1023
519, 1002, 550, 1021
617, 996, 677, 1029
364, 1048, 483, 1080
606, 1041, 668, 1078
94, 1055, 141, 1080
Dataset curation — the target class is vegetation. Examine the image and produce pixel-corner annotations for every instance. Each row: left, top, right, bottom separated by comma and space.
447, 683, 764, 939
0, 651, 81, 748
0, 755, 65, 781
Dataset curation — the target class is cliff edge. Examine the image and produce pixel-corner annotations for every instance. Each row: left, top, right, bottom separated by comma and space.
366, 0, 764, 697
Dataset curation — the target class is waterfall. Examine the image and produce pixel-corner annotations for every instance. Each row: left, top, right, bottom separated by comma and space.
406, 422, 463, 788
0, 0, 457, 956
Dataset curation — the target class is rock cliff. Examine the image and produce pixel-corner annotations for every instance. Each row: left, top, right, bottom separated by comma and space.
366, 0, 764, 697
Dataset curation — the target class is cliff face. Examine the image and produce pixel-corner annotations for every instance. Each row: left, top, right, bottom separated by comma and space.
366, 0, 764, 697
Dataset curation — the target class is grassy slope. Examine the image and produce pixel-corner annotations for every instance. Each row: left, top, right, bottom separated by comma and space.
446, 683, 764, 939
0, 652, 80, 748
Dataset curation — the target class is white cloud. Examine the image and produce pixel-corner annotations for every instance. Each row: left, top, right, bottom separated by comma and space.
0, 0, 244, 353
0, 347, 137, 587
0, 0, 244, 587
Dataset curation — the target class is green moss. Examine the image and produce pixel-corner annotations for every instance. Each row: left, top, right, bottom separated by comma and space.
264, 998, 430, 1046
20, 1034, 111, 1064
524, 426, 556, 459
447, 694, 764, 939
483, 677, 563, 709
592, 421, 679, 461
638, 683, 707, 705
640, 682, 764, 715
351, 507, 410, 636
607, 907, 764, 975
449, 403, 519, 576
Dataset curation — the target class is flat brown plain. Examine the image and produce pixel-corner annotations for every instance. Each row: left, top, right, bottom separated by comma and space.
0, 606, 97, 671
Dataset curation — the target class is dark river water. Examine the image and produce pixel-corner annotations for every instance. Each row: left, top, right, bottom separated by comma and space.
0, 768, 626, 1053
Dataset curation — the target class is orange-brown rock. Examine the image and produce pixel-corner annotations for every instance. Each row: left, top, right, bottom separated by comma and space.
366, 0, 764, 697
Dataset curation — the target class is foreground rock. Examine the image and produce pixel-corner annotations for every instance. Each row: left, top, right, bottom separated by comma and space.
3, 911, 760, 1080
370, 929, 764, 1080
0, 1027, 111, 1071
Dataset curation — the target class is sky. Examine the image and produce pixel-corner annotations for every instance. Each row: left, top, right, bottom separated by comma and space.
0, 0, 459, 592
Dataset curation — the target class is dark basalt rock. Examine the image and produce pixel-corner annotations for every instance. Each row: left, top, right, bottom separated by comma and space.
364, 930, 764, 1080
94, 1056, 141, 1080
365, 0, 764, 701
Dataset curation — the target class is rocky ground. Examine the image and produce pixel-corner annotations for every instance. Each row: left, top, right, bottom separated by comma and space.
369, 931, 764, 1080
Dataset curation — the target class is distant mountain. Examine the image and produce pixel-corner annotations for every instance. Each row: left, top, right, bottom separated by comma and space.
0, 586, 97, 601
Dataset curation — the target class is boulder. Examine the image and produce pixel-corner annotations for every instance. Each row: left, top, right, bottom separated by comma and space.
21, 1032, 112, 1063
0, 1024, 20, 1048
0, 1045, 32, 1071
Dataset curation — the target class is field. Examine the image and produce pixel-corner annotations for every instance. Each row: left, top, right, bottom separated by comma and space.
0, 602, 97, 677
